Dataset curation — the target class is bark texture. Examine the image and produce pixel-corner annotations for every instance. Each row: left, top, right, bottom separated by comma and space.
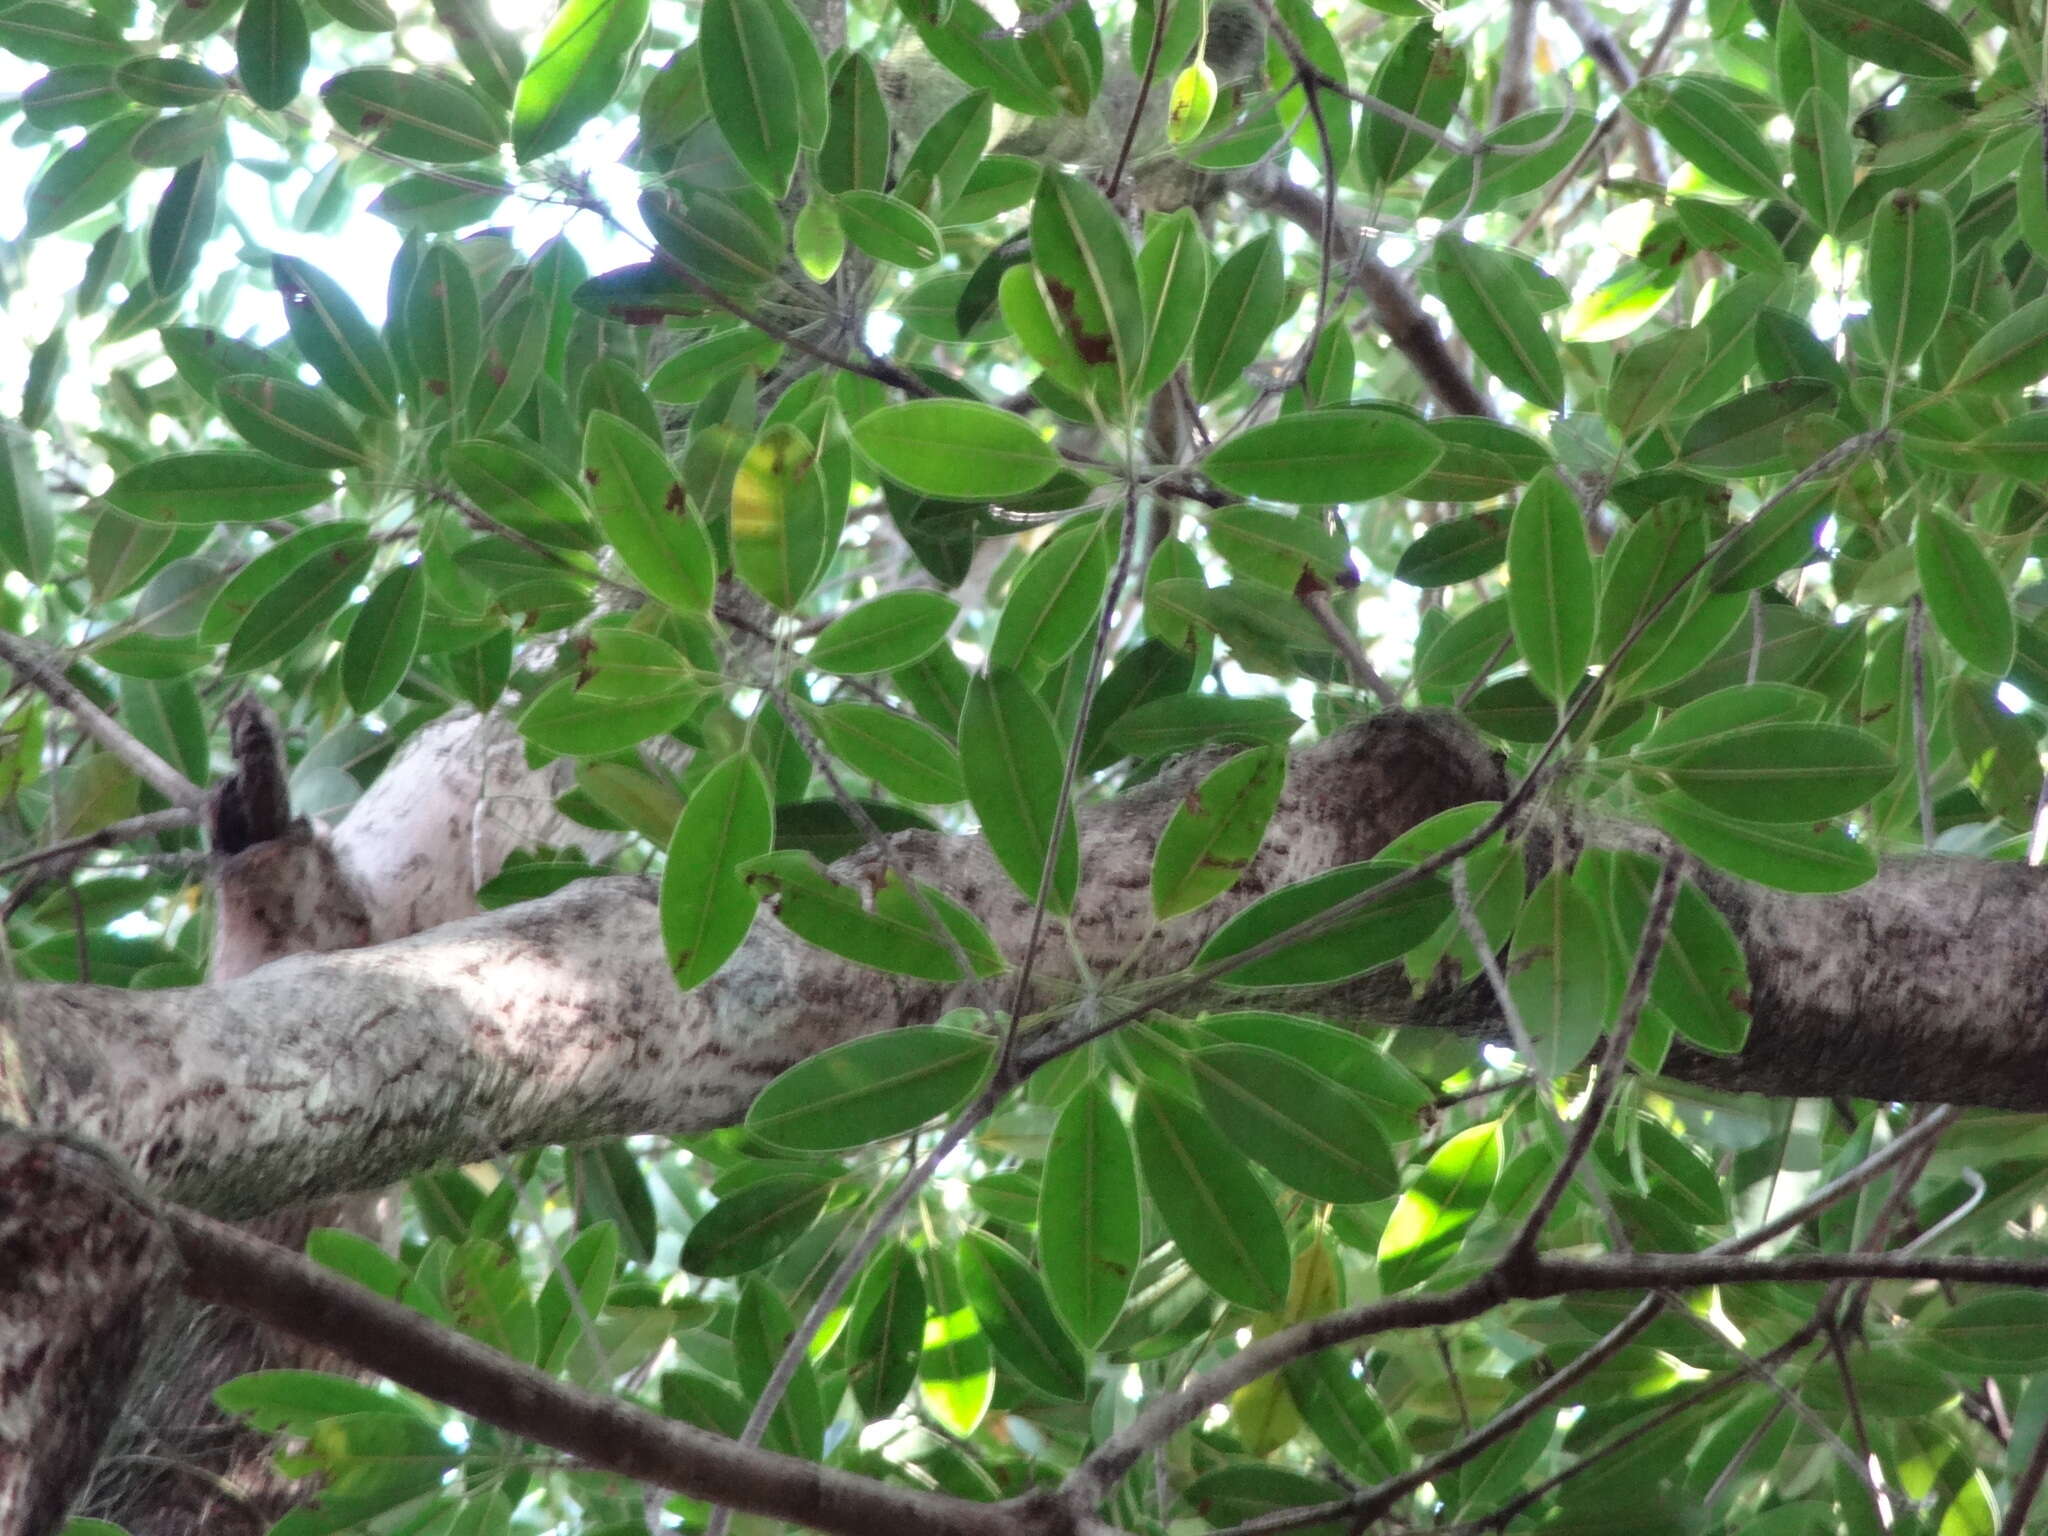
11, 708, 2048, 1246
67, 709, 606, 1534
0, 1139, 173, 1534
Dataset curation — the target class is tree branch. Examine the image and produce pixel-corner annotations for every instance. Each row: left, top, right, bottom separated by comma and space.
164, 1198, 1054, 1536
1237, 166, 1496, 419
0, 630, 205, 810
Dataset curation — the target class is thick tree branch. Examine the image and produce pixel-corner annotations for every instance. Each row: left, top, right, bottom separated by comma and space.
14, 712, 2048, 1232
0, 1139, 175, 1536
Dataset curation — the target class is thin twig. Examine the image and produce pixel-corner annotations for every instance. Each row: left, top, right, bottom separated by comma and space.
1106, 0, 1171, 199
1909, 597, 1936, 847
0, 807, 198, 882
1504, 852, 1681, 1267
1298, 587, 1399, 706
995, 487, 1143, 1077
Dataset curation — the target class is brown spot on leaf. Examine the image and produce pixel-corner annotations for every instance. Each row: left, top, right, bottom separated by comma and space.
1043, 276, 1115, 366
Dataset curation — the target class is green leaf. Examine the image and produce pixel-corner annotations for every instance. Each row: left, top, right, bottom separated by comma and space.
810, 701, 964, 804
534, 1222, 616, 1374
1606, 327, 1709, 439
958, 1230, 1087, 1400
202, 522, 367, 644
1395, 511, 1509, 588
959, 668, 1080, 912
1507, 869, 1613, 1078
743, 852, 1001, 981
1131, 1083, 1290, 1311
819, 50, 890, 194
1420, 107, 1594, 219
648, 329, 786, 406
444, 1238, 538, 1362
1678, 378, 1833, 475
236, 0, 309, 108
1626, 75, 1783, 201
224, 536, 376, 674
217, 374, 364, 469
406, 244, 481, 412
730, 422, 836, 612
680, 1172, 832, 1277
1190, 1043, 1397, 1203
1671, 198, 1785, 277
1948, 295, 2048, 395
747, 1025, 993, 1151
660, 752, 773, 988
23, 112, 147, 238
853, 400, 1058, 500
990, 519, 1108, 677
340, 562, 424, 713
448, 437, 595, 551
274, 256, 400, 419
733, 1279, 824, 1459
23, 66, 122, 130
0, 426, 57, 583
1151, 744, 1286, 920
1605, 854, 1752, 1056
321, 67, 507, 163
1431, 236, 1563, 410
1134, 206, 1211, 398
1926, 1293, 2048, 1371
1204, 409, 1442, 504
902, 88, 993, 215
1362, 18, 1465, 184
1031, 169, 1145, 398
1792, 0, 1972, 77
848, 1240, 925, 1419
836, 189, 943, 269
1198, 1011, 1432, 1136
699, 0, 799, 194
215, 1369, 424, 1431
1650, 790, 1877, 892
0, 2, 130, 65
511, 0, 647, 161
1039, 1081, 1140, 1347
1377, 1120, 1501, 1292
809, 591, 957, 675
1868, 189, 1953, 367
520, 631, 696, 755
1196, 860, 1453, 987
581, 411, 714, 614
1506, 469, 1594, 703
1915, 509, 2015, 675
371, 172, 511, 233
918, 1247, 994, 1436
1660, 722, 1895, 822
1790, 88, 1855, 235
146, 153, 220, 298
1189, 232, 1286, 403
105, 451, 334, 525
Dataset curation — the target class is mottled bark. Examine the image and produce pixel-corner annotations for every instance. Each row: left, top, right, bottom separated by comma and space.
0, 1139, 173, 1535
68, 710, 607, 1535
10, 710, 2048, 1248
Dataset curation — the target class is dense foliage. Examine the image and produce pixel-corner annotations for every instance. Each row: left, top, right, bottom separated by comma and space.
10, 0, 2048, 1529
